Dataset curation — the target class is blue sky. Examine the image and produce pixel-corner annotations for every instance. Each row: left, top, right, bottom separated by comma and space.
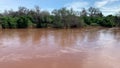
0, 0, 120, 15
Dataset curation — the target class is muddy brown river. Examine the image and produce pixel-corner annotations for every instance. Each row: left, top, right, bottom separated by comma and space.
0, 27, 120, 68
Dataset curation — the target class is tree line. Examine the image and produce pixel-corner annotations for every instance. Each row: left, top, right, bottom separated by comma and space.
0, 6, 120, 29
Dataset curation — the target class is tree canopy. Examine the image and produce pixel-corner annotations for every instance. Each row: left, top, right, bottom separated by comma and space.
0, 6, 120, 29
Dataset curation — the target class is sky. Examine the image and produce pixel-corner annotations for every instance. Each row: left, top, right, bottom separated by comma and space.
0, 0, 120, 16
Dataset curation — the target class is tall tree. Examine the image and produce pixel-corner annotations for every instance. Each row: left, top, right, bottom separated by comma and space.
88, 7, 102, 17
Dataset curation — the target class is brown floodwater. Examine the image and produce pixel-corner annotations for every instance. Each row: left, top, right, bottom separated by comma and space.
0, 27, 120, 68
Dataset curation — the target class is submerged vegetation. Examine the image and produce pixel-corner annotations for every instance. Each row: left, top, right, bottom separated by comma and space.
0, 6, 120, 29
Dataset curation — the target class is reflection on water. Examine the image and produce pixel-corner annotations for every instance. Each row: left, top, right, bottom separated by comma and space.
0, 27, 120, 68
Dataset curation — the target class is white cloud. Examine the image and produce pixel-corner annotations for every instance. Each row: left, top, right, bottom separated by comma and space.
94, 0, 120, 16
94, 0, 119, 8
64, 1, 89, 11
95, 1, 108, 8
101, 7, 120, 15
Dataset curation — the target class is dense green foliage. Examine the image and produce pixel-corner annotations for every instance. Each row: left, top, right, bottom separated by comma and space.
0, 6, 120, 29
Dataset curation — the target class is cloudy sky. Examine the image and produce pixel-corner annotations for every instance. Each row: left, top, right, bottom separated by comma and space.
0, 0, 120, 15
